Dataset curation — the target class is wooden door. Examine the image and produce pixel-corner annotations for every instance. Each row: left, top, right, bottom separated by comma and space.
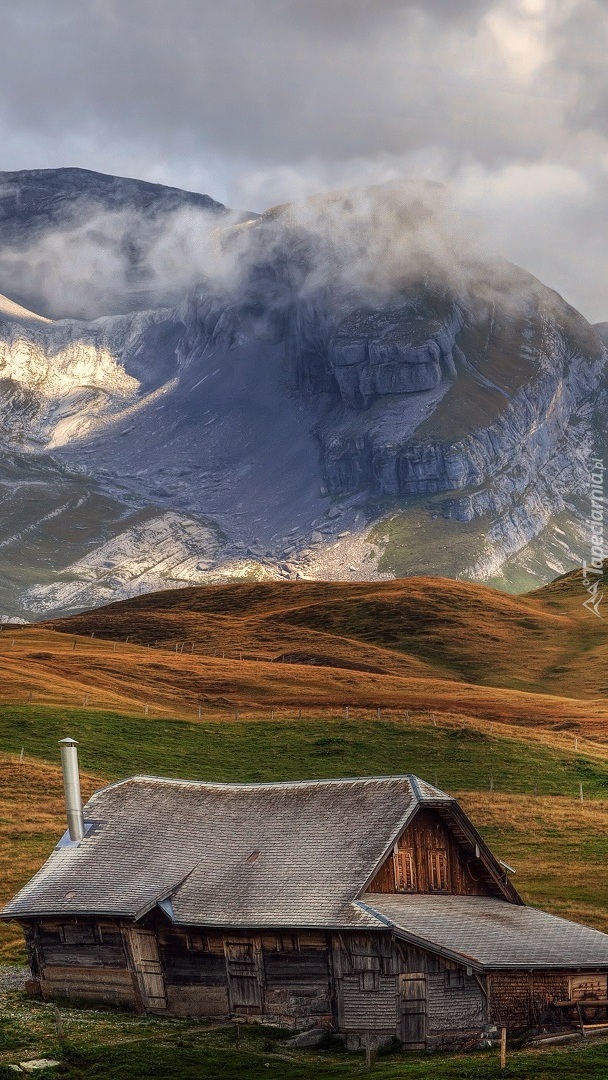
400, 973, 427, 1049
129, 929, 167, 1011
224, 938, 263, 1012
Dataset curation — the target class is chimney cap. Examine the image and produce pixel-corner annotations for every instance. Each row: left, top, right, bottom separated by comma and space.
59, 737, 79, 747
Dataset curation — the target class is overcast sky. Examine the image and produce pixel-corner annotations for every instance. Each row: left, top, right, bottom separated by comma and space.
1, 0, 607, 320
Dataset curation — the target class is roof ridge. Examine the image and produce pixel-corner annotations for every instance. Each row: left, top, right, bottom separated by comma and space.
410, 775, 453, 801
92, 773, 424, 794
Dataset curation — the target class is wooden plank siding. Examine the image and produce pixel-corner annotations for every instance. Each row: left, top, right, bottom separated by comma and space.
426, 970, 486, 1039
331, 931, 489, 1050
488, 972, 571, 1031
368, 809, 494, 896
156, 924, 332, 1025
39, 964, 138, 1006
25, 914, 600, 1044
28, 919, 129, 970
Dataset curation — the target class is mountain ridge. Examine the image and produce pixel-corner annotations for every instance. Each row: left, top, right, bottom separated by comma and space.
0, 171, 605, 617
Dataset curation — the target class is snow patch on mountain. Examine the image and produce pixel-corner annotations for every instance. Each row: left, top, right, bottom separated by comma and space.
0, 292, 52, 323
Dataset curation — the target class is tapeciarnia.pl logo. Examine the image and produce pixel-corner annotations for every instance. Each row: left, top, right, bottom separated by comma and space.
582, 457, 605, 619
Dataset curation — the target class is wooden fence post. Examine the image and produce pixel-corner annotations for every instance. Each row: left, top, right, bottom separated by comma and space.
500, 1026, 507, 1069
54, 1004, 64, 1042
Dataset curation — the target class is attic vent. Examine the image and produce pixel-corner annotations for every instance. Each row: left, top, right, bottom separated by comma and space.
246, 850, 261, 864
63, 890, 76, 899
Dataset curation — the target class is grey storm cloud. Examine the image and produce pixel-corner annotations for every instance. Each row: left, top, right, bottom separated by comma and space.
0, 0, 505, 161
0, 0, 607, 320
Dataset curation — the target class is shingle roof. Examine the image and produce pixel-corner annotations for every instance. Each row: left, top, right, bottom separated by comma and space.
362, 894, 608, 970
2, 775, 448, 927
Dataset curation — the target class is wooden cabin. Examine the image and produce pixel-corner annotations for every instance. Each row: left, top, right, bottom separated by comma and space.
5, 773, 608, 1050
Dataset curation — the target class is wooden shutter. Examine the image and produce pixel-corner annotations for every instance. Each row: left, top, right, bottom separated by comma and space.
428, 849, 448, 891
393, 850, 415, 892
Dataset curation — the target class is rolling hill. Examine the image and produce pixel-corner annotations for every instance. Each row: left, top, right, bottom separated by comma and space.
0, 567, 602, 736
41, 563, 608, 701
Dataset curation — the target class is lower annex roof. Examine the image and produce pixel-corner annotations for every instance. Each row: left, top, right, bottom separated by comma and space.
362, 894, 608, 970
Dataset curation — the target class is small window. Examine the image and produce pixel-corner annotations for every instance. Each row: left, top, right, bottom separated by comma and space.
98, 927, 123, 947
428, 849, 449, 892
444, 969, 466, 990
359, 970, 380, 992
187, 932, 209, 952
393, 850, 416, 892
61, 924, 96, 945
278, 935, 298, 952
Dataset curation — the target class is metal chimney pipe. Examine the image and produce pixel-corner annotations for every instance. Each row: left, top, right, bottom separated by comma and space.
59, 737, 84, 842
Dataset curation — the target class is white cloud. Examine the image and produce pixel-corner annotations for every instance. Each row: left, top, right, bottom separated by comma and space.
0, 0, 605, 319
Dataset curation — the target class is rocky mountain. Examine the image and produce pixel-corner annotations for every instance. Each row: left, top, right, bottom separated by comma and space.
0, 167, 231, 319
0, 173, 605, 619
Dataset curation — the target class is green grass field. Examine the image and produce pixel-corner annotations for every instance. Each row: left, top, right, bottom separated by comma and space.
1, 703, 607, 796
2, 993, 608, 1079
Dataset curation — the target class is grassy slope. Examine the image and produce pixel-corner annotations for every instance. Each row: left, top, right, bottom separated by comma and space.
3, 1002, 608, 1078
41, 572, 608, 698
2, 994, 608, 1078
5, 627, 608, 739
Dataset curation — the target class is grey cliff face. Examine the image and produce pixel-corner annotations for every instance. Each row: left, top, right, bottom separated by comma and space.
182, 196, 607, 509
0, 177, 605, 617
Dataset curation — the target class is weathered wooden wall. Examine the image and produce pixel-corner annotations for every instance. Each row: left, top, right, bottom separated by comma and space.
261, 930, 331, 1027
25, 919, 138, 1007
23, 916, 597, 1044
426, 970, 486, 1042
330, 930, 488, 1050
155, 923, 332, 1026
368, 809, 493, 896
489, 972, 570, 1031
156, 927, 229, 1016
